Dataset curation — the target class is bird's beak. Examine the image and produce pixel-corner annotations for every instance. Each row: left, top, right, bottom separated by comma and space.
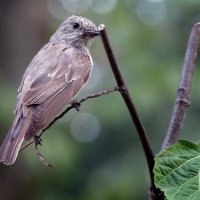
83, 28, 100, 37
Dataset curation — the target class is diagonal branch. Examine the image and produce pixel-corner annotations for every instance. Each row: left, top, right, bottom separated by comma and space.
20, 86, 121, 151
98, 24, 162, 199
162, 22, 200, 149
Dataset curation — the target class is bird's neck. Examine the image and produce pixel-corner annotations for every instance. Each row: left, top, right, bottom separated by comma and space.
50, 30, 93, 49
71, 38, 93, 49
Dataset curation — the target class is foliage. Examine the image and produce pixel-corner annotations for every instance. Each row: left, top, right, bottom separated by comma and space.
154, 140, 200, 200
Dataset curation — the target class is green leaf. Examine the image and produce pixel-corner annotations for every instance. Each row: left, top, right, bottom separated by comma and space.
154, 140, 200, 200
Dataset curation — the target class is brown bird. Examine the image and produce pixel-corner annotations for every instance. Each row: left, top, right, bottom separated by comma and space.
0, 15, 100, 165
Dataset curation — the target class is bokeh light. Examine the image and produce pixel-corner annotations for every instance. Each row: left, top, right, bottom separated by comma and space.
60, 0, 92, 14
91, 0, 118, 14
136, 0, 167, 26
47, 0, 67, 20
70, 113, 100, 142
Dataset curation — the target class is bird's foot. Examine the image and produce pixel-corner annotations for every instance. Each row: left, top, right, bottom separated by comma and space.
34, 135, 43, 146
71, 100, 81, 111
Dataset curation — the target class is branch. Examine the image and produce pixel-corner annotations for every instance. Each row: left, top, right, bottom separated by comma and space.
98, 25, 162, 199
34, 142, 54, 167
20, 87, 120, 151
162, 23, 200, 149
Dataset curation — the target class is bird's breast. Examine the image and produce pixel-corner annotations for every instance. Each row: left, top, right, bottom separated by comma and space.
73, 48, 93, 68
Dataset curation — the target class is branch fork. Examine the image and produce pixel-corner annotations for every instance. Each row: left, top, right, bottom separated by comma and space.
20, 21, 200, 200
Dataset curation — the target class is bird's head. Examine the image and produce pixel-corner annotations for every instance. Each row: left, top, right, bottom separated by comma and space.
50, 15, 100, 48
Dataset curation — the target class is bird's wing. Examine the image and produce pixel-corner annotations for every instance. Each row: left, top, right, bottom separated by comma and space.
20, 43, 92, 106
18, 43, 92, 140
14, 43, 69, 113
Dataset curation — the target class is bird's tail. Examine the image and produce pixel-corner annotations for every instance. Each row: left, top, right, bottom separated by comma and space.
0, 110, 32, 165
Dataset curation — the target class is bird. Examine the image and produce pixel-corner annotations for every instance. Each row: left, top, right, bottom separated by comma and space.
0, 15, 100, 165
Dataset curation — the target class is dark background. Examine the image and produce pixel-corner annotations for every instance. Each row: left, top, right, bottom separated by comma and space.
1, 0, 200, 199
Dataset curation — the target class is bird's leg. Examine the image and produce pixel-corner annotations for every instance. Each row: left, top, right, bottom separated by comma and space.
70, 100, 81, 111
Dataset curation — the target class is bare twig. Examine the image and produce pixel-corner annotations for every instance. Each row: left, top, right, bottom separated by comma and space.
20, 86, 121, 151
98, 24, 161, 199
34, 143, 54, 167
162, 23, 200, 149
20, 139, 34, 151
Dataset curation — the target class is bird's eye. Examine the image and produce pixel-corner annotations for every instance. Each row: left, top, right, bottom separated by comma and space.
73, 22, 80, 29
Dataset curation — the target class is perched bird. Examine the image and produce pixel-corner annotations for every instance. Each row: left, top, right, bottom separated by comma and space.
0, 15, 100, 165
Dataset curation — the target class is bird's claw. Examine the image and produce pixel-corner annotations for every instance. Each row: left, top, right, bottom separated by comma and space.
34, 136, 43, 146
71, 100, 81, 111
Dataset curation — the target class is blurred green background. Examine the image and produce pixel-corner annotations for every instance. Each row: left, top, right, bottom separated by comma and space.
1, 0, 200, 199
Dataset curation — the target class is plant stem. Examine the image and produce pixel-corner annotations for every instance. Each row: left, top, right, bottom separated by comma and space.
162, 23, 200, 149
98, 24, 162, 199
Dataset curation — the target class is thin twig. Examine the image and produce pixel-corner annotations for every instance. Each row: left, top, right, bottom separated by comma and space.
98, 24, 161, 199
20, 139, 34, 151
20, 86, 121, 151
34, 143, 54, 167
162, 22, 200, 149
